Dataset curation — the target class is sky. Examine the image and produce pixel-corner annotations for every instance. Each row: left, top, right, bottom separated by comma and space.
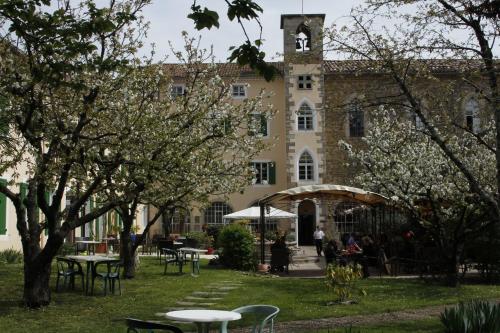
140, 0, 365, 62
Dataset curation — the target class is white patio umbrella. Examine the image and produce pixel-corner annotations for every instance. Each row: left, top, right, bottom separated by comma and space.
222, 206, 296, 224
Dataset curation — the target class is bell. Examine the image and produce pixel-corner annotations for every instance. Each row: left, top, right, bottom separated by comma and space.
295, 38, 302, 50
305, 38, 311, 49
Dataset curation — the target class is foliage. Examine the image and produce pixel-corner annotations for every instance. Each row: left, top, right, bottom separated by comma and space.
0, 249, 22, 264
325, 263, 366, 302
57, 243, 75, 257
187, 0, 278, 81
328, 0, 499, 287
265, 230, 278, 242
205, 225, 222, 247
185, 231, 213, 249
217, 223, 256, 270
440, 300, 500, 333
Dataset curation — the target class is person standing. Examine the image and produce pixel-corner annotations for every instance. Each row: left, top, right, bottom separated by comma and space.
313, 226, 325, 256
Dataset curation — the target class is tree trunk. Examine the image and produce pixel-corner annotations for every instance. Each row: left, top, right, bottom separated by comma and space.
23, 259, 52, 308
121, 231, 137, 279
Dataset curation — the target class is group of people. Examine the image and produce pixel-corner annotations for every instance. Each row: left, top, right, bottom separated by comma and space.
314, 226, 377, 277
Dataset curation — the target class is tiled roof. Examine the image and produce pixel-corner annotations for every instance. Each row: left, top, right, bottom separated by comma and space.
163, 62, 284, 78
324, 59, 496, 74
162, 59, 496, 77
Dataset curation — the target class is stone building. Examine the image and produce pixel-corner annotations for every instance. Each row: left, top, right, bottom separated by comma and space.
0, 12, 488, 250
152, 12, 490, 247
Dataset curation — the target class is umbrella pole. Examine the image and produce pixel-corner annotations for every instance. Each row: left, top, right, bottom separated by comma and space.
260, 204, 265, 264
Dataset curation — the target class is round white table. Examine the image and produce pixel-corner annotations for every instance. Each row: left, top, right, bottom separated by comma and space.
165, 309, 241, 333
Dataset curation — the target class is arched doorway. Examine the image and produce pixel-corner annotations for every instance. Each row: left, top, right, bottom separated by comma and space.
298, 200, 315, 245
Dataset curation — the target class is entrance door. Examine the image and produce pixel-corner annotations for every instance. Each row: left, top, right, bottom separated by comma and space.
298, 200, 315, 246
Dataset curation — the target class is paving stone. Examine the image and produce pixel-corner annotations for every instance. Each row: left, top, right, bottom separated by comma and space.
185, 296, 223, 301
193, 291, 228, 296
176, 301, 200, 306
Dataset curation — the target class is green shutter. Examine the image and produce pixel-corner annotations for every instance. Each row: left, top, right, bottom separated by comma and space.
89, 199, 94, 239
224, 117, 232, 134
20, 183, 27, 210
0, 179, 7, 235
95, 203, 100, 240
268, 162, 276, 185
260, 114, 268, 136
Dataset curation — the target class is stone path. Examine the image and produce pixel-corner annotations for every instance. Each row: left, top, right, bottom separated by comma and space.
166, 280, 244, 312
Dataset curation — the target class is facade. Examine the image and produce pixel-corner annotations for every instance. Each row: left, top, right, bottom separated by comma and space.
0, 13, 489, 251
154, 13, 490, 246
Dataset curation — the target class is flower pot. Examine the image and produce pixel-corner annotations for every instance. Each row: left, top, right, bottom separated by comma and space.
95, 243, 107, 253
257, 263, 269, 273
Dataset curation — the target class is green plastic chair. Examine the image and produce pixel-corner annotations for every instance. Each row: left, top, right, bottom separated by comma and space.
125, 318, 184, 333
219, 305, 280, 333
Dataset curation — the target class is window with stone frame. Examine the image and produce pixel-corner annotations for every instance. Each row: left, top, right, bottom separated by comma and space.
251, 161, 276, 185
348, 99, 364, 137
465, 98, 480, 134
248, 113, 268, 136
297, 75, 312, 89
297, 103, 314, 131
170, 84, 185, 98
231, 84, 246, 98
204, 202, 233, 225
298, 151, 314, 181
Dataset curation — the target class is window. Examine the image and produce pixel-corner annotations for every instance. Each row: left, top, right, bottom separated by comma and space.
251, 162, 276, 185
295, 23, 311, 52
297, 75, 312, 89
249, 113, 268, 136
298, 152, 314, 181
297, 103, 314, 131
171, 85, 185, 98
465, 98, 480, 134
232, 84, 246, 98
142, 206, 148, 228
348, 100, 364, 137
204, 202, 232, 225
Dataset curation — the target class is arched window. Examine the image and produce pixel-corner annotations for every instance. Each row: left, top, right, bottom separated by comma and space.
298, 151, 314, 181
204, 202, 232, 225
297, 103, 314, 131
295, 23, 311, 52
465, 98, 480, 134
348, 99, 364, 137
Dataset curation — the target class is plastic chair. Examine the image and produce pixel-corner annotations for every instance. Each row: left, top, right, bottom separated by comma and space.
125, 318, 184, 333
55, 257, 84, 292
91, 259, 122, 296
163, 248, 183, 274
220, 305, 280, 333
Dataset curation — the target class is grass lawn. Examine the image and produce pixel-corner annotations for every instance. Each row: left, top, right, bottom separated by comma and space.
0, 256, 499, 332
300, 318, 442, 332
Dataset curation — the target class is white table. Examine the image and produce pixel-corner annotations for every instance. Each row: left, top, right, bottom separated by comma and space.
165, 309, 241, 333
66, 255, 118, 295
178, 247, 207, 276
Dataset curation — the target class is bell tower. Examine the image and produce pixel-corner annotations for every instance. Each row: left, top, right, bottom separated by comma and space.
281, 14, 325, 63
281, 14, 327, 234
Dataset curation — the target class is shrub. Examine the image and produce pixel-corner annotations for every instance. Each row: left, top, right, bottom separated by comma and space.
57, 242, 75, 256
205, 225, 221, 247
440, 299, 500, 333
325, 263, 366, 302
185, 231, 213, 249
0, 248, 23, 264
217, 223, 256, 271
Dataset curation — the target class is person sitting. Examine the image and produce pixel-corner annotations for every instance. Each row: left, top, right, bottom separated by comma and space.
324, 239, 338, 266
346, 234, 362, 255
